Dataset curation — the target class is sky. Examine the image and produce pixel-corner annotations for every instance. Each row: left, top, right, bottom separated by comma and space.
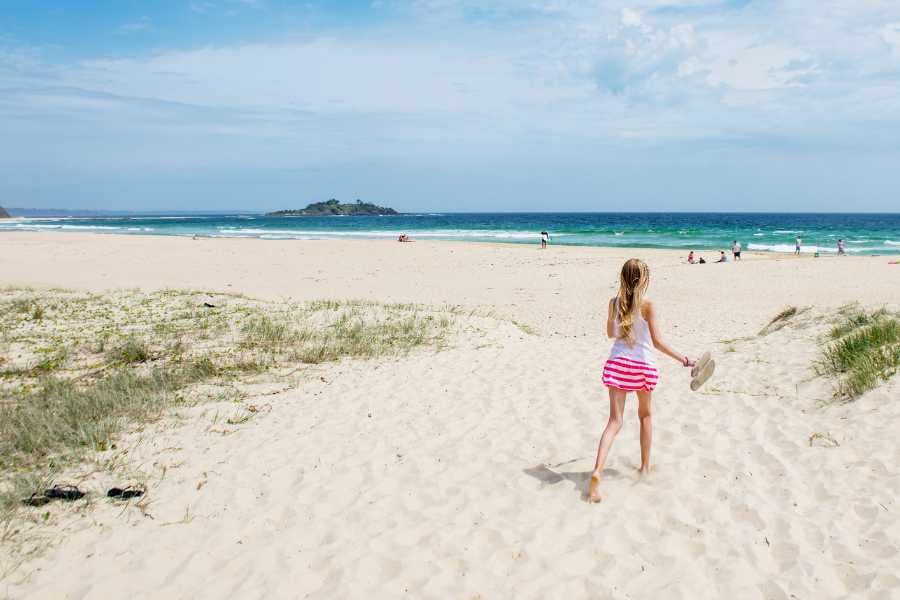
1, 0, 900, 212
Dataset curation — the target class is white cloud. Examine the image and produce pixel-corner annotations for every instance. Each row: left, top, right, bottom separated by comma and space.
118, 17, 152, 34
190, 0, 263, 15
69, 39, 578, 115
2, 0, 900, 174
881, 22, 900, 50
699, 36, 813, 91
621, 8, 643, 27
190, 2, 216, 13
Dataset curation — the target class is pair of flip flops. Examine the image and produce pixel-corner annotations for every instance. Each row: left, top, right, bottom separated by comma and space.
107, 486, 144, 500
690, 352, 715, 391
22, 484, 85, 507
22, 484, 145, 507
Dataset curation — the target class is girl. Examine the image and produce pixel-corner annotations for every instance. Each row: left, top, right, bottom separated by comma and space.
588, 258, 695, 503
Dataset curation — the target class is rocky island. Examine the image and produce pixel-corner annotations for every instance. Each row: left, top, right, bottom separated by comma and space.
0, 206, 11, 218
267, 199, 398, 217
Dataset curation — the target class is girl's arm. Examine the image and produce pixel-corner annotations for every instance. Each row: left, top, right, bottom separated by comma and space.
606, 298, 616, 338
644, 301, 693, 366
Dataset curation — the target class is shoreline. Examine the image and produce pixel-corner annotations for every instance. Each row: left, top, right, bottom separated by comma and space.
4, 210, 899, 256
0, 228, 890, 258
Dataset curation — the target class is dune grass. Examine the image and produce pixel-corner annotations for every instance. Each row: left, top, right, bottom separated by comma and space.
309, 312, 437, 361
759, 306, 808, 335
512, 320, 539, 336
829, 307, 889, 339
0, 288, 456, 541
2, 368, 193, 469
819, 308, 899, 400
106, 337, 153, 365
239, 303, 451, 363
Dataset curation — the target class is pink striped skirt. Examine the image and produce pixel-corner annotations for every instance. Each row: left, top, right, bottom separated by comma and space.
602, 356, 659, 392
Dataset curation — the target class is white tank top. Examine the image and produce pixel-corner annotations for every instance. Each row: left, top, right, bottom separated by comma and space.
609, 300, 654, 364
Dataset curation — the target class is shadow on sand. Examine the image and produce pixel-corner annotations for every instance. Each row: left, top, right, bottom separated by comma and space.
523, 461, 624, 501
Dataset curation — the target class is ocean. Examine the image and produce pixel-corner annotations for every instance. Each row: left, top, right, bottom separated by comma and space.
3, 212, 899, 256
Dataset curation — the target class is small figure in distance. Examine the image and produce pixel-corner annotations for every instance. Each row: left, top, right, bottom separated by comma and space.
687, 251, 696, 264
837, 239, 846, 255
540, 231, 550, 249
732, 240, 741, 261
398, 234, 411, 242
795, 237, 802, 255
717, 251, 728, 263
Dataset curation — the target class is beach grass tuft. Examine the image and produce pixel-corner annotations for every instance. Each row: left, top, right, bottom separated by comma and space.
0, 369, 192, 469
9, 297, 35, 315
307, 299, 343, 311
241, 315, 293, 349
107, 337, 153, 365
512, 320, 539, 336
305, 312, 435, 362
818, 308, 899, 400
759, 306, 807, 335
30, 303, 45, 322
808, 432, 840, 448
828, 307, 888, 340
0, 471, 52, 543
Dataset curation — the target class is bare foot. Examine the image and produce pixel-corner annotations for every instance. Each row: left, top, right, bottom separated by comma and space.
587, 472, 603, 503
638, 465, 652, 479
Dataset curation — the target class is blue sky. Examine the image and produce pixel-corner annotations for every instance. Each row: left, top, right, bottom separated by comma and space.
2, 0, 900, 212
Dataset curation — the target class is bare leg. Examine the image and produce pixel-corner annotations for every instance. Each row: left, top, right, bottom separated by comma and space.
636, 390, 652, 474
588, 387, 626, 502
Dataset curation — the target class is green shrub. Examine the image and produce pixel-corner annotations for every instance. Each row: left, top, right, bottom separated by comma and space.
820, 310, 899, 400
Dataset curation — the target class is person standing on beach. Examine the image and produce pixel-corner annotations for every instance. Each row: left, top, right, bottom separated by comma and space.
732, 240, 742, 260
795, 237, 802, 255
540, 231, 550, 249
837, 239, 846, 255
588, 259, 696, 503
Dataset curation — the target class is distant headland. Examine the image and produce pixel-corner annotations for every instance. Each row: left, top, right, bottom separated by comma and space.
267, 199, 398, 217
0, 206, 11, 219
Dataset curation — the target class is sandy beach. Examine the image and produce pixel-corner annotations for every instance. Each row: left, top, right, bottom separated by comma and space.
2, 232, 899, 599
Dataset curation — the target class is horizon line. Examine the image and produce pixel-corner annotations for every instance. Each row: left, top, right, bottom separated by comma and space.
6, 208, 900, 217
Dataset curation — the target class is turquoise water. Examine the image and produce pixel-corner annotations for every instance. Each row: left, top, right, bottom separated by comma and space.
2, 212, 899, 255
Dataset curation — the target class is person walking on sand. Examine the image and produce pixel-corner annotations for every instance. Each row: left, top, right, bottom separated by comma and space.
795, 237, 802, 255
588, 258, 696, 503
540, 231, 550, 249
837, 239, 846, 255
732, 240, 741, 261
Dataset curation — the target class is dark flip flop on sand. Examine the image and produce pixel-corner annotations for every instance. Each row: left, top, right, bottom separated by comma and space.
691, 359, 715, 391
22, 493, 51, 507
46, 485, 86, 500
107, 486, 145, 500
22, 484, 85, 506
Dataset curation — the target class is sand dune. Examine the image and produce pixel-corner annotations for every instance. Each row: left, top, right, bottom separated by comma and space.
1, 233, 899, 599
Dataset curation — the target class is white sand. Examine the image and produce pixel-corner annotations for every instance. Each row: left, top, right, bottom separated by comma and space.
2, 232, 899, 599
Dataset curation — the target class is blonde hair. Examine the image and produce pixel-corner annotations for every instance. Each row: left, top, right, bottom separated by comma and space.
615, 258, 650, 342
